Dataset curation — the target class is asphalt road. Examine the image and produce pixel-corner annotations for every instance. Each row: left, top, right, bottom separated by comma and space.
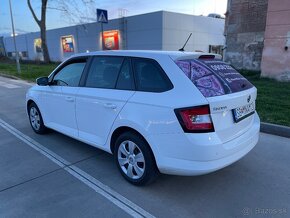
0, 75, 289, 218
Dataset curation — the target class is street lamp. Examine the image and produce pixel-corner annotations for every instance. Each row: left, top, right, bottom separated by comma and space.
8, 0, 21, 74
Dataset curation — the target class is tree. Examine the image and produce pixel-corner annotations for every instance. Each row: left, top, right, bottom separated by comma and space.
27, 0, 50, 63
54, 0, 96, 25
27, 0, 96, 63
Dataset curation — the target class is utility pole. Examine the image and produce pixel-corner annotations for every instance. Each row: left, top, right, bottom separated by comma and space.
8, 0, 21, 74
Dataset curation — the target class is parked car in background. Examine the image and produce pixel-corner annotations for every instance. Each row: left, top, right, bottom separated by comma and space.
26, 50, 260, 185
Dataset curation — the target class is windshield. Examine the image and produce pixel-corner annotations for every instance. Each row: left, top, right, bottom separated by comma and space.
175, 59, 253, 97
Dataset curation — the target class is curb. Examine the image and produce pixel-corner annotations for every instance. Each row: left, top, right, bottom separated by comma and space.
0, 74, 35, 85
0, 73, 20, 80
260, 122, 290, 138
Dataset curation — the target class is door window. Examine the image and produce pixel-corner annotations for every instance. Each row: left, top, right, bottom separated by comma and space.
85, 56, 124, 89
132, 58, 173, 92
52, 61, 86, 86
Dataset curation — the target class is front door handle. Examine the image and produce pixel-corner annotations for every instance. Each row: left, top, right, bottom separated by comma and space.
103, 103, 117, 109
65, 96, 74, 102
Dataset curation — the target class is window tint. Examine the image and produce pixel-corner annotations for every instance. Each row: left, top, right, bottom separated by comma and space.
175, 59, 253, 97
132, 58, 172, 92
85, 56, 123, 89
116, 59, 134, 90
53, 62, 86, 86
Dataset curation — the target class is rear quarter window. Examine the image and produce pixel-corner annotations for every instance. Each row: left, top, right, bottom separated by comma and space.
175, 59, 253, 97
132, 58, 173, 92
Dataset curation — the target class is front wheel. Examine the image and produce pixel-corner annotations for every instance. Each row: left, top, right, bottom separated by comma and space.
114, 132, 159, 186
28, 102, 47, 134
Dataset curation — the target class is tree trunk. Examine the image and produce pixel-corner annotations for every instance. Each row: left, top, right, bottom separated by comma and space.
27, 0, 50, 63
40, 0, 50, 63
40, 25, 50, 63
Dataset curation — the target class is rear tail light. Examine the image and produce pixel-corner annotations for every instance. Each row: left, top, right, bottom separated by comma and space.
174, 105, 214, 133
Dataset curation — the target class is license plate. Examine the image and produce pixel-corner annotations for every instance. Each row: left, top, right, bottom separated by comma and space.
232, 102, 255, 123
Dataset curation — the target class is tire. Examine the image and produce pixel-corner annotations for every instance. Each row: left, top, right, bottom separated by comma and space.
114, 131, 159, 186
28, 102, 47, 134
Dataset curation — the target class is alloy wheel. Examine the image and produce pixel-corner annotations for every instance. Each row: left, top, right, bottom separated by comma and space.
30, 107, 41, 131
117, 140, 145, 180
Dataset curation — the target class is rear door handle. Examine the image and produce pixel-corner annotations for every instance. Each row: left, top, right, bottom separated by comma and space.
103, 103, 117, 109
65, 96, 74, 102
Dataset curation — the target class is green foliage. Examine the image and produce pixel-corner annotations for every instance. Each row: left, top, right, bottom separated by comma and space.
0, 62, 58, 81
240, 70, 290, 126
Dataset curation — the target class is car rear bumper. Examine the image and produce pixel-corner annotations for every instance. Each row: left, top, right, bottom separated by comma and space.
149, 113, 260, 176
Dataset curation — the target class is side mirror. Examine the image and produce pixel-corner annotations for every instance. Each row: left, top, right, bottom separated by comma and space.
36, 77, 49, 86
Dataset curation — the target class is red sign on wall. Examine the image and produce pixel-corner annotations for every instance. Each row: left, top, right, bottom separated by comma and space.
103, 30, 119, 50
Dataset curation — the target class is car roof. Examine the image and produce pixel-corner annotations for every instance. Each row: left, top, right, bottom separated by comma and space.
71, 50, 222, 61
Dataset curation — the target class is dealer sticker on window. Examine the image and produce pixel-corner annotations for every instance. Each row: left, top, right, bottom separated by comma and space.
232, 102, 255, 123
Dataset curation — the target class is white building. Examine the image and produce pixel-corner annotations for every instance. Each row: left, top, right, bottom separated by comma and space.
3, 11, 225, 62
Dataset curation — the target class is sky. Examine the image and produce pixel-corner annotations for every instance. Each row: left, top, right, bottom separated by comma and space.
0, 0, 227, 36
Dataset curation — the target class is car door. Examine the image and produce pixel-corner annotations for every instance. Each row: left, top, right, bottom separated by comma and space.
76, 56, 135, 146
42, 57, 88, 137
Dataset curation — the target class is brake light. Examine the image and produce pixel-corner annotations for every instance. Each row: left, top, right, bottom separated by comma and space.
198, 55, 216, 60
174, 105, 214, 133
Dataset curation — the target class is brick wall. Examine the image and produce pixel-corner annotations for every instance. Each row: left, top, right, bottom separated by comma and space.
224, 0, 268, 70
261, 0, 290, 81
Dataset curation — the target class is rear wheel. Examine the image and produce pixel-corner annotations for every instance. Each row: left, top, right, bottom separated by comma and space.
28, 102, 47, 134
114, 132, 159, 186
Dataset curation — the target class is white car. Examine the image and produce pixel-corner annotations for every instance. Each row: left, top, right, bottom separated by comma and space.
26, 51, 260, 185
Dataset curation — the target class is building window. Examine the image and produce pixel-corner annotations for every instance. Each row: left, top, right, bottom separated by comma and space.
61, 36, 74, 53
34, 38, 42, 53
21, 51, 28, 58
102, 30, 119, 50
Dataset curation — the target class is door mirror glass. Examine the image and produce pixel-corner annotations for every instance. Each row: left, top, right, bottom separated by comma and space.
36, 77, 49, 86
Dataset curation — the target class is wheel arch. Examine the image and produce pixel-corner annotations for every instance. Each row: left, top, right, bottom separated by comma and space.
26, 99, 35, 114
110, 126, 143, 153
26, 99, 46, 125
110, 126, 158, 168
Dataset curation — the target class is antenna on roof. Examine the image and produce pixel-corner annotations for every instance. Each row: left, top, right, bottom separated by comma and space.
179, 33, 192, 51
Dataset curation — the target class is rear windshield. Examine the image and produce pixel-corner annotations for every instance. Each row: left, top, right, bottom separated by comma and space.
175, 59, 253, 97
